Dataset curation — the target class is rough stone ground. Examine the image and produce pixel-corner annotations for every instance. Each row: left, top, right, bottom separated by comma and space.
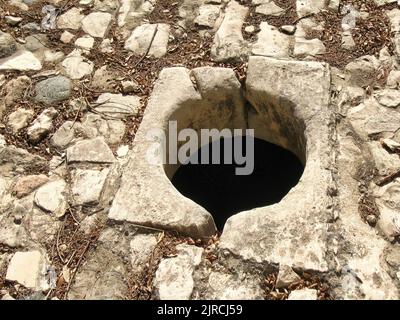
0, 0, 399, 300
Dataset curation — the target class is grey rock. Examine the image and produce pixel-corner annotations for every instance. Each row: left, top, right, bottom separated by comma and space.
69, 227, 131, 300
35, 76, 71, 105
0, 31, 17, 58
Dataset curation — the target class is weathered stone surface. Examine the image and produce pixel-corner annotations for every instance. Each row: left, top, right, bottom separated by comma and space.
82, 12, 112, 38
348, 98, 400, 140
6, 251, 49, 290
130, 233, 159, 273
198, 270, 264, 300
251, 22, 291, 58
71, 168, 109, 205
220, 57, 332, 272
288, 288, 318, 300
211, 1, 248, 62
194, 4, 221, 28
294, 37, 326, 57
66, 137, 115, 164
34, 179, 67, 218
27, 108, 58, 143
0, 145, 47, 177
93, 93, 141, 119
75, 35, 95, 51
57, 7, 85, 30
4, 76, 31, 108
296, 0, 325, 18
35, 76, 71, 105
276, 265, 301, 289
154, 244, 203, 300
7, 108, 34, 133
69, 227, 131, 299
81, 113, 126, 145
0, 31, 17, 58
50, 121, 87, 150
255, 1, 284, 16
124, 23, 170, 58
61, 50, 94, 80
374, 89, 400, 108
0, 50, 42, 71
109, 67, 251, 237
60, 31, 75, 44
13, 174, 49, 198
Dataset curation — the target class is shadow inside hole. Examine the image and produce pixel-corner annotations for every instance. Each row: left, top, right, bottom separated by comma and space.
171, 137, 305, 231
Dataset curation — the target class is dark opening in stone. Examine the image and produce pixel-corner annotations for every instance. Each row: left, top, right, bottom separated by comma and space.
171, 137, 305, 231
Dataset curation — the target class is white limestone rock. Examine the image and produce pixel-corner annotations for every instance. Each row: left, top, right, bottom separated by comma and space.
211, 0, 249, 62
288, 288, 318, 300
374, 89, 400, 108
6, 251, 49, 291
34, 179, 67, 218
7, 109, 34, 133
71, 168, 110, 206
82, 12, 113, 38
66, 137, 115, 164
251, 22, 291, 58
57, 7, 85, 30
154, 244, 204, 300
61, 50, 94, 79
124, 23, 170, 58
0, 50, 42, 71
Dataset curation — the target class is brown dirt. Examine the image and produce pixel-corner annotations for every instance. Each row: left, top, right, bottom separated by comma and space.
263, 271, 333, 300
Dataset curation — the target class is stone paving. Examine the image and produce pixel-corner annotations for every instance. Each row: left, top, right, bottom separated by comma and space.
0, 0, 400, 300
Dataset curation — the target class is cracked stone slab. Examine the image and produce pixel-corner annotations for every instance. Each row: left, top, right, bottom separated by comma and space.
219, 57, 333, 273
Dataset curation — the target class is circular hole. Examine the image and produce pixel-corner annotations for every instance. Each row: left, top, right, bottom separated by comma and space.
171, 136, 305, 231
